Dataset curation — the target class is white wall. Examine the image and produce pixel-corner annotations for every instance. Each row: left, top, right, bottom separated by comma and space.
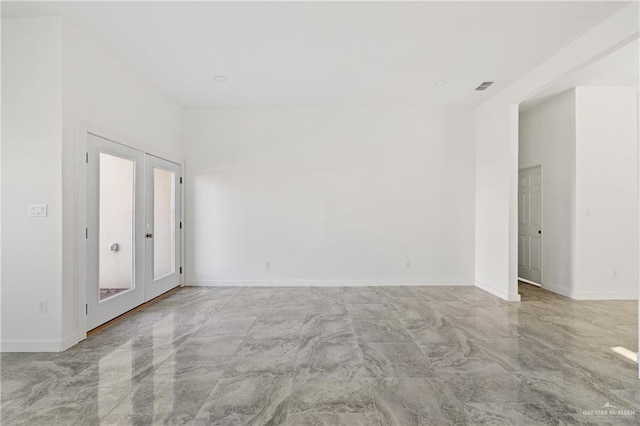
1, 16, 183, 351
183, 108, 476, 286
519, 90, 576, 296
574, 87, 638, 299
1, 18, 64, 350
474, 3, 638, 301
60, 22, 183, 347
519, 87, 638, 301
475, 102, 519, 300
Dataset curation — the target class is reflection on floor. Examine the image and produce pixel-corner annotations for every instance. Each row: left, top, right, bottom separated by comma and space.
99, 288, 129, 301
1, 284, 638, 425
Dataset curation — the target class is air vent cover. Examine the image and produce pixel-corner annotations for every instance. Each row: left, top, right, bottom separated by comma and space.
475, 81, 494, 91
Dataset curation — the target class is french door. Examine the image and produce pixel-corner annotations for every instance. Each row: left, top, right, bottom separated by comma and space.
144, 154, 182, 301
86, 134, 181, 330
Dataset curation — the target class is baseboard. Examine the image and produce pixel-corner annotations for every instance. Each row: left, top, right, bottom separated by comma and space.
540, 282, 572, 298
1, 339, 64, 352
567, 291, 638, 301
474, 280, 521, 302
540, 282, 637, 300
517, 277, 541, 287
60, 331, 85, 352
1, 331, 86, 353
187, 279, 473, 287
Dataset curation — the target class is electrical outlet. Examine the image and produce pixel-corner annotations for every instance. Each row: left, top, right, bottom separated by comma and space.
28, 204, 47, 217
264, 261, 271, 271
38, 299, 47, 313
404, 260, 411, 269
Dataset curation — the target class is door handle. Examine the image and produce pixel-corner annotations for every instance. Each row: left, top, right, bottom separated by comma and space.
146, 233, 153, 239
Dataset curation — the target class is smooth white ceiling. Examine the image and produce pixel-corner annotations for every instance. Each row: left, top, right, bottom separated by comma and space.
521, 38, 639, 112
2, 1, 630, 108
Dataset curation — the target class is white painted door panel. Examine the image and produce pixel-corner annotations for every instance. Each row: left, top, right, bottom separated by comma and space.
144, 154, 182, 301
87, 134, 145, 330
87, 134, 182, 330
518, 166, 542, 284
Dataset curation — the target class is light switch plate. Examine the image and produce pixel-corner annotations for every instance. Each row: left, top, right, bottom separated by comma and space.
28, 204, 47, 217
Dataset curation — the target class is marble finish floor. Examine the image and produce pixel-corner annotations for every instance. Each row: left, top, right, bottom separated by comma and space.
1, 284, 638, 425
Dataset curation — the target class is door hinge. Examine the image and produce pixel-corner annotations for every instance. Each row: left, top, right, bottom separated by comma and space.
180, 221, 182, 229
180, 266, 183, 274
180, 177, 183, 184
85, 304, 88, 315
85, 152, 89, 164
85, 228, 88, 239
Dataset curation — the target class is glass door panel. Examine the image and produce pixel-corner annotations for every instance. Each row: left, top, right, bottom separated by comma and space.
145, 154, 182, 300
99, 153, 135, 300
87, 134, 145, 330
86, 133, 181, 331
153, 168, 175, 280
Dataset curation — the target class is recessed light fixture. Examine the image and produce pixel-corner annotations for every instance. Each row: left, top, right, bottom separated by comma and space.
213, 75, 227, 83
433, 79, 447, 86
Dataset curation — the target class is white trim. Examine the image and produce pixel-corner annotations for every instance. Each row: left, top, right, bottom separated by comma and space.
637, 86, 640, 379
60, 331, 85, 351
180, 161, 186, 287
79, 121, 183, 165
1, 339, 64, 353
475, 280, 521, 302
525, 281, 637, 301
187, 279, 473, 287
2, 332, 86, 352
75, 122, 89, 345
566, 291, 638, 301
518, 277, 541, 287
539, 282, 571, 298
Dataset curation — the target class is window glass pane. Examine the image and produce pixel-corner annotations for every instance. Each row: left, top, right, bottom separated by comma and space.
154, 168, 175, 279
99, 153, 134, 300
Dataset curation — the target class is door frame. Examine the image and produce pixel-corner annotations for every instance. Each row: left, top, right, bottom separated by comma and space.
517, 164, 543, 287
75, 122, 184, 342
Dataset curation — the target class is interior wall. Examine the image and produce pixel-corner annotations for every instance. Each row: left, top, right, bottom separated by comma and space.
574, 87, 638, 299
475, 102, 519, 300
1, 17, 64, 350
2, 4, 637, 352
519, 89, 576, 296
474, 3, 638, 301
61, 22, 183, 346
183, 108, 476, 286
1, 16, 183, 351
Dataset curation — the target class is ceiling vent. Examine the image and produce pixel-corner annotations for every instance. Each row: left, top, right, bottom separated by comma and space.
475, 81, 494, 91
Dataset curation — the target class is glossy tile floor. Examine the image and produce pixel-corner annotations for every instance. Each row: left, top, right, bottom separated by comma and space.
1, 284, 638, 425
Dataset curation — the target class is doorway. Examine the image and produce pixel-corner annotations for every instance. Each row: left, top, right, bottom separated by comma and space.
86, 134, 182, 330
518, 165, 542, 286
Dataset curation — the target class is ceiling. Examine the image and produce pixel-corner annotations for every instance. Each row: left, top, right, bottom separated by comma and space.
521, 38, 639, 112
2, 1, 631, 108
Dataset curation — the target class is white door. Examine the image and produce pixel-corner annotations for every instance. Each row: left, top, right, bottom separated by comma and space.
518, 166, 542, 285
144, 154, 182, 300
87, 134, 182, 330
87, 134, 146, 329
